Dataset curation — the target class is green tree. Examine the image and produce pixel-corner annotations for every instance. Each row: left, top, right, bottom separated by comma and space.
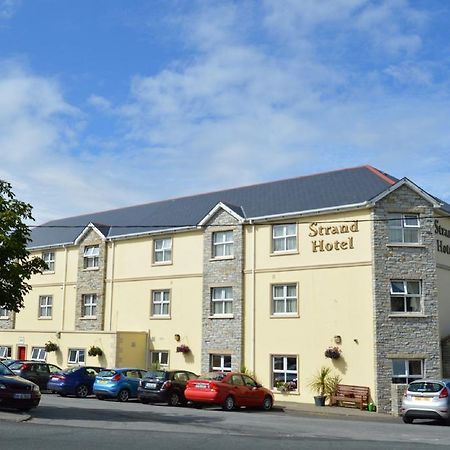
0, 180, 46, 312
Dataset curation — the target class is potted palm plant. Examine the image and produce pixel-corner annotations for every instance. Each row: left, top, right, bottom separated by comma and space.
308, 366, 341, 406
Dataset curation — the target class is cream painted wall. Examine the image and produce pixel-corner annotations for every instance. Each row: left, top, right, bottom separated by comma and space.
244, 265, 375, 403
116, 332, 148, 368
108, 277, 203, 374
243, 209, 375, 403
244, 210, 373, 272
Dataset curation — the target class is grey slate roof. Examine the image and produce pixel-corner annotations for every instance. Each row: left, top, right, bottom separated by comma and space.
29, 165, 406, 248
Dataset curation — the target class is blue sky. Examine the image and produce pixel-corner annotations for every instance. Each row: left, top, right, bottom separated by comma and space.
1, 0, 450, 223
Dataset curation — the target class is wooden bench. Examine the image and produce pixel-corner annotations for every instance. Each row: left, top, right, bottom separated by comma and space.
330, 384, 370, 410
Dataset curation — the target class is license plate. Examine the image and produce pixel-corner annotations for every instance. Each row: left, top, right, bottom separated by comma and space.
51, 377, 59, 381
195, 383, 208, 389
13, 393, 31, 399
145, 382, 157, 389
98, 380, 107, 384
414, 396, 431, 401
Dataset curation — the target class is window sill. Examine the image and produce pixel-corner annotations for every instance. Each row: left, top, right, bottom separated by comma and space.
152, 261, 173, 267
0, 317, 10, 320
82, 267, 99, 272
270, 250, 299, 257
387, 243, 425, 248
80, 316, 97, 320
272, 389, 299, 395
150, 315, 171, 320
208, 314, 234, 319
210, 256, 235, 262
42, 271, 55, 275
38, 317, 53, 320
270, 314, 299, 319
389, 313, 428, 318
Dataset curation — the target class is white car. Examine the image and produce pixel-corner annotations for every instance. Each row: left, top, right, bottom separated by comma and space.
402, 379, 450, 424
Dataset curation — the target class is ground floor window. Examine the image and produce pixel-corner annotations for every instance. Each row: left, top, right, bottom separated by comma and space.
272, 355, 298, 391
31, 347, 47, 361
392, 359, 423, 384
150, 351, 169, 369
210, 354, 232, 372
68, 349, 85, 364
0, 346, 11, 359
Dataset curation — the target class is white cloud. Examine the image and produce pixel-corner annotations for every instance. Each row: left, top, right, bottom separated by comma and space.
0, 0, 19, 20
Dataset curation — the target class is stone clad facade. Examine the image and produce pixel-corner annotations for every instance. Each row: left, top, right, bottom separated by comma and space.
75, 229, 107, 331
201, 209, 244, 373
372, 185, 440, 413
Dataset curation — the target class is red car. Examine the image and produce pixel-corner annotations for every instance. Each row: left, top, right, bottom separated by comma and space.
184, 372, 273, 411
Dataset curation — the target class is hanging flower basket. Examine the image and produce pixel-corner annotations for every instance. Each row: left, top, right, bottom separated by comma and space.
324, 346, 341, 359
88, 346, 103, 357
44, 341, 59, 352
176, 344, 190, 354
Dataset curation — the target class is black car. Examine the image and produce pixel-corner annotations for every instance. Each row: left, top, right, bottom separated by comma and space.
137, 370, 198, 406
9, 361, 62, 390
0, 362, 41, 411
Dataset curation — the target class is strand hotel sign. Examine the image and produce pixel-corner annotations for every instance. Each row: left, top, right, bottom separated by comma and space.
309, 221, 359, 252
435, 219, 450, 255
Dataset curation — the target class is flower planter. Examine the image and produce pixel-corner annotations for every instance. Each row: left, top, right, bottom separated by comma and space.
314, 395, 326, 406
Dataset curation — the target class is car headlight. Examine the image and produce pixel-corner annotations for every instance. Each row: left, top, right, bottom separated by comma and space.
0, 383, 6, 390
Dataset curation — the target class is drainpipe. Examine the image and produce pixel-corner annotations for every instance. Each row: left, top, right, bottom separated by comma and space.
61, 246, 68, 331
250, 221, 256, 373
108, 241, 116, 331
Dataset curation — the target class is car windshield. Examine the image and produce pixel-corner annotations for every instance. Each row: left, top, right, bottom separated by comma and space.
63, 367, 80, 374
0, 362, 15, 376
201, 372, 227, 381
98, 370, 116, 377
8, 362, 25, 370
408, 382, 443, 393
144, 371, 166, 380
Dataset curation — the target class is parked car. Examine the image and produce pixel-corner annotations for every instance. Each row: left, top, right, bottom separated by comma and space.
184, 372, 274, 411
93, 368, 146, 402
0, 359, 20, 368
402, 379, 450, 424
47, 366, 105, 398
9, 361, 62, 391
0, 362, 41, 411
137, 369, 198, 406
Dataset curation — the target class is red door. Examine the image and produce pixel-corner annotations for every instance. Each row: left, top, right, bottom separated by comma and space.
17, 346, 26, 359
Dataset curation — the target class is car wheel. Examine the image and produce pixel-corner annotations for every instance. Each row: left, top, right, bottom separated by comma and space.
96, 395, 105, 400
402, 416, 413, 424
262, 396, 273, 411
223, 395, 235, 411
76, 384, 89, 398
168, 391, 180, 407
117, 389, 130, 402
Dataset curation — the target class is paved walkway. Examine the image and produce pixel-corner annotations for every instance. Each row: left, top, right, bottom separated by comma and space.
0, 401, 394, 423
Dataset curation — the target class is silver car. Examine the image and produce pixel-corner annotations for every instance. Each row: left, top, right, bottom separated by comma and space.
401, 379, 450, 424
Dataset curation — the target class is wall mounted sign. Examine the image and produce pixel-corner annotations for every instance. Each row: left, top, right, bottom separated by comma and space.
309, 221, 359, 253
435, 220, 450, 255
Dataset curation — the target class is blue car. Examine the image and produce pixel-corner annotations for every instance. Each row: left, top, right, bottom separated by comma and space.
93, 368, 146, 402
47, 366, 105, 398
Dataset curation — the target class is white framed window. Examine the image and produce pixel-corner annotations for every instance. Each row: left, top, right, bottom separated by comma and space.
211, 287, 233, 316
151, 290, 170, 317
392, 359, 423, 384
272, 355, 298, 390
388, 213, 420, 244
390, 280, 422, 313
153, 238, 172, 263
0, 308, 9, 319
0, 346, 11, 359
272, 284, 298, 315
39, 295, 53, 318
31, 347, 47, 361
210, 354, 232, 372
68, 349, 85, 364
82, 294, 97, 317
212, 231, 234, 258
42, 251, 55, 272
83, 245, 100, 269
273, 224, 297, 252
150, 350, 169, 369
